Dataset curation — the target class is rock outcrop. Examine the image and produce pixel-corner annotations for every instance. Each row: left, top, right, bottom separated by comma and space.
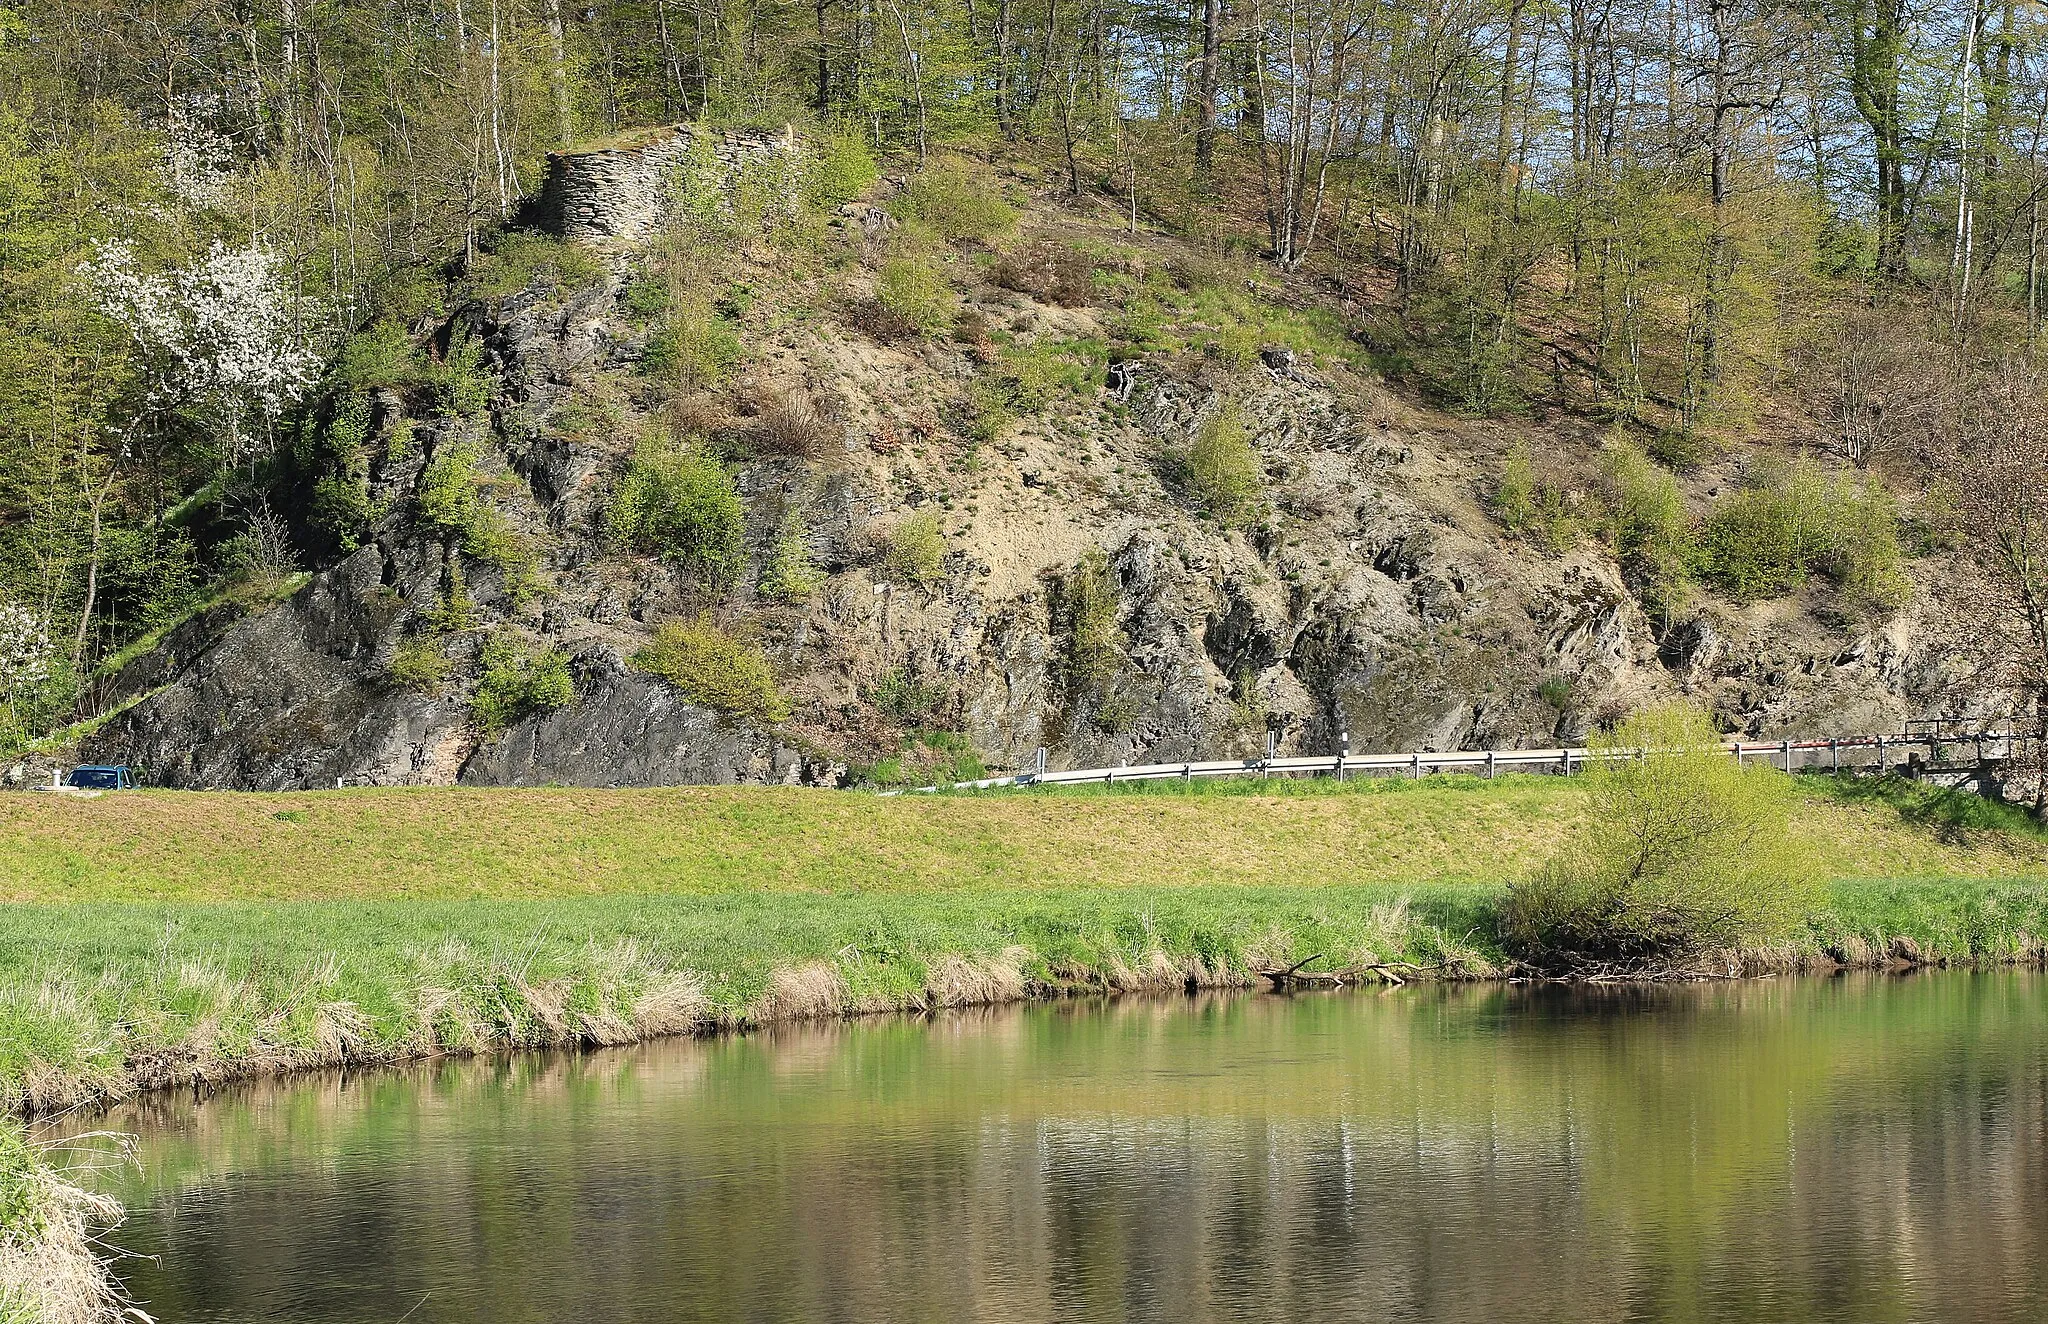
70, 141, 1955, 790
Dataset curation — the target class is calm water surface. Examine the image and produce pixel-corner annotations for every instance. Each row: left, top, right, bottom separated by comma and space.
65, 973, 2048, 1323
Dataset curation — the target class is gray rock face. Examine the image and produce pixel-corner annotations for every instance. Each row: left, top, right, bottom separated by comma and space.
460, 650, 835, 787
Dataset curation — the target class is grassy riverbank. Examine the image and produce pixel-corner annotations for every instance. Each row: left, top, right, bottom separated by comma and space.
1, 774, 2045, 1121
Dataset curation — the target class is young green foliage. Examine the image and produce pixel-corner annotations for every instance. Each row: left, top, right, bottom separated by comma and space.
631, 616, 790, 723
471, 634, 575, 733
1500, 703, 1820, 963
882, 510, 947, 587
608, 437, 748, 591
1182, 408, 1264, 527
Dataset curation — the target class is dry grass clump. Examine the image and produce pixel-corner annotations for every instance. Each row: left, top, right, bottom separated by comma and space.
924, 948, 1031, 1008
745, 384, 839, 457
1, 1124, 123, 1324
991, 240, 1094, 306
756, 962, 852, 1022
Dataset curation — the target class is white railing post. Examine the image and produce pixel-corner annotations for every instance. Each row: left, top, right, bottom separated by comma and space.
1830, 738, 1838, 772
1781, 739, 1791, 773
1411, 751, 1421, 780
1877, 736, 1887, 776
1485, 750, 1496, 780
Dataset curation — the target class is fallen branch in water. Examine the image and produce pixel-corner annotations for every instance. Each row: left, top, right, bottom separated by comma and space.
1258, 957, 1422, 988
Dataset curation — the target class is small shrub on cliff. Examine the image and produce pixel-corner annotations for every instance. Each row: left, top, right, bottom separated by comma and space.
1499, 703, 1819, 965
470, 634, 574, 733
432, 333, 493, 418
632, 616, 790, 723
758, 514, 822, 605
1179, 409, 1264, 527
416, 440, 484, 535
608, 438, 747, 590
881, 510, 946, 587
1696, 459, 1907, 610
873, 258, 958, 338
387, 639, 454, 695
471, 232, 605, 299
642, 299, 744, 391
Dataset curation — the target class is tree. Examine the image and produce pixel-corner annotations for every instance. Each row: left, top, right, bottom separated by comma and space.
80, 240, 320, 470
1947, 360, 2048, 814
1500, 703, 1819, 965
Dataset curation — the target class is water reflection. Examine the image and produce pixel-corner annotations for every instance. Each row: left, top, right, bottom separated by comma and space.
63, 974, 2048, 1323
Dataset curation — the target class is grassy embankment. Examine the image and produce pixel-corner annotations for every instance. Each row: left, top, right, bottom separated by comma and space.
1, 773, 2046, 1124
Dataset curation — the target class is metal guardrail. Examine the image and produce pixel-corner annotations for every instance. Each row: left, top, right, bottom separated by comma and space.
884, 731, 2025, 796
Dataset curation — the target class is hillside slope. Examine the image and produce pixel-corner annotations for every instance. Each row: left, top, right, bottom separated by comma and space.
70, 143, 1950, 790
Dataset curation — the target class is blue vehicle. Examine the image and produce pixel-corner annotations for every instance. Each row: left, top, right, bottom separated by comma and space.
66, 765, 136, 790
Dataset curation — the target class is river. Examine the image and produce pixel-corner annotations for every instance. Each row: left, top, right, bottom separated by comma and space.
65, 972, 2048, 1322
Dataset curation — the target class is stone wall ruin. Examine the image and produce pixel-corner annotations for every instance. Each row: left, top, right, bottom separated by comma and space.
533, 124, 797, 243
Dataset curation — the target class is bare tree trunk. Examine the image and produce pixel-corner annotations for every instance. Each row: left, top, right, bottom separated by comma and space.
1497, 0, 1524, 195
544, 0, 573, 146
815, 0, 832, 111
1194, 0, 1222, 172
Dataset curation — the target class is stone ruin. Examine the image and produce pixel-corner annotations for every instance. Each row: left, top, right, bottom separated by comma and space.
533, 123, 798, 243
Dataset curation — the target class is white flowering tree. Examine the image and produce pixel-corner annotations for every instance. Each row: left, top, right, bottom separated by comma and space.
164, 96, 239, 211
81, 240, 320, 468
0, 600, 53, 748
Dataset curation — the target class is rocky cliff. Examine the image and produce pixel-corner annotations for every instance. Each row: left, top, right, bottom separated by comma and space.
77, 146, 1952, 790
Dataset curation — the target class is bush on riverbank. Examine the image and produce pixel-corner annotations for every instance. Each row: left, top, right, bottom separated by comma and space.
1500, 704, 1822, 966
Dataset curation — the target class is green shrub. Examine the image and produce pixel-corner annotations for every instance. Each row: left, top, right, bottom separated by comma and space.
631, 616, 790, 723
882, 509, 946, 587
460, 505, 543, 607
434, 333, 493, 417
867, 667, 948, 724
1537, 673, 1575, 712
416, 440, 484, 535
334, 322, 417, 390
1697, 459, 1904, 608
1183, 409, 1264, 526
422, 563, 478, 634
1499, 703, 1819, 964
471, 634, 574, 733
805, 127, 879, 210
758, 514, 822, 604
622, 279, 671, 319
1055, 548, 1127, 730
641, 300, 744, 391
309, 392, 375, 551
470, 231, 606, 299
1492, 441, 1580, 551
1492, 443, 1538, 528
892, 161, 1018, 242
1598, 439, 1692, 612
874, 258, 958, 337
608, 439, 747, 589
387, 639, 454, 695
1813, 475, 1911, 611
